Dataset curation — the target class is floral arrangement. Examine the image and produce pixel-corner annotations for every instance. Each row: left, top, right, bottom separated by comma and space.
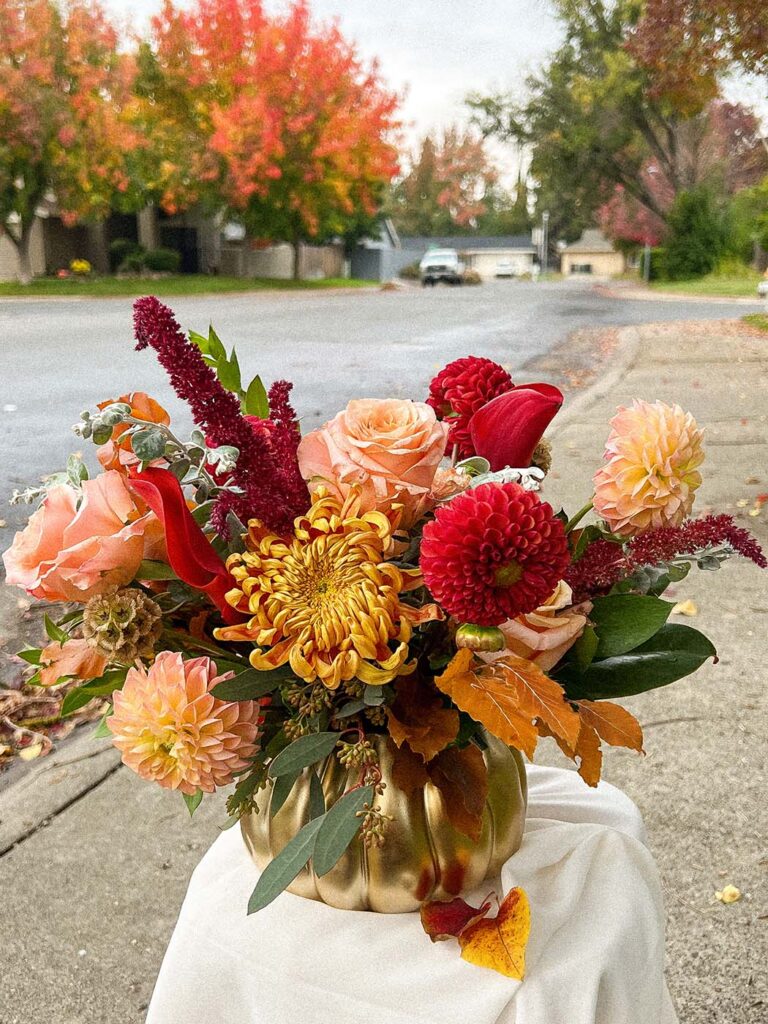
4, 298, 765, 978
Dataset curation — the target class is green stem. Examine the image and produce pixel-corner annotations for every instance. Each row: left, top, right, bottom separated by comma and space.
565, 499, 594, 534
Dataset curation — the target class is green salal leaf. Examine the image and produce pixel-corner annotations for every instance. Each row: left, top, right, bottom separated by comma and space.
137, 559, 178, 581
92, 710, 113, 740
44, 615, 68, 644
217, 350, 242, 394
183, 790, 204, 816
212, 667, 291, 701
247, 816, 325, 914
334, 699, 367, 719
17, 648, 42, 666
572, 625, 599, 673
590, 594, 673, 659
132, 427, 167, 463
563, 624, 717, 701
269, 771, 300, 818
268, 732, 340, 779
244, 375, 270, 419
313, 785, 373, 877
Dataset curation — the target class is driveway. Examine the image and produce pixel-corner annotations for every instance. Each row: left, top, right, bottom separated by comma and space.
0, 278, 764, 532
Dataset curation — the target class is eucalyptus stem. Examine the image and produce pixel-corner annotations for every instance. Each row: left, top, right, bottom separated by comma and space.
565, 499, 594, 534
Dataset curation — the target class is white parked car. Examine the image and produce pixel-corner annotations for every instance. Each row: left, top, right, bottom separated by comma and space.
495, 259, 514, 278
758, 278, 768, 298
420, 249, 465, 286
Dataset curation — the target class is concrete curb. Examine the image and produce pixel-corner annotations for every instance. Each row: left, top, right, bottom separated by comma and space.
0, 727, 121, 855
548, 325, 642, 440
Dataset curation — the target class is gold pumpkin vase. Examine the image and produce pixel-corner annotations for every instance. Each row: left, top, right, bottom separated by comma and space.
241, 732, 527, 913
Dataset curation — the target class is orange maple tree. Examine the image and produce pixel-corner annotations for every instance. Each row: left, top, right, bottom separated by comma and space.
141, 0, 401, 277
0, 0, 137, 282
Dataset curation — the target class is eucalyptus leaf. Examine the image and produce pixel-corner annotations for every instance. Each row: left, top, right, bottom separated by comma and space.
269, 771, 300, 818
268, 732, 340, 779
313, 785, 373, 877
563, 625, 717, 700
132, 428, 167, 463
590, 594, 673, 659
247, 816, 325, 913
212, 667, 291, 701
363, 685, 387, 707
334, 699, 367, 719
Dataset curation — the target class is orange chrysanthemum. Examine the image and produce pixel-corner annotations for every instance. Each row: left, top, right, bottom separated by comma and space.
108, 652, 262, 795
593, 400, 704, 538
216, 489, 436, 689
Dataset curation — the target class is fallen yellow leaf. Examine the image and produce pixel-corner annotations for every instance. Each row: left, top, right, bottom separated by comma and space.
672, 599, 698, 617
715, 885, 742, 904
458, 887, 531, 980
19, 742, 44, 761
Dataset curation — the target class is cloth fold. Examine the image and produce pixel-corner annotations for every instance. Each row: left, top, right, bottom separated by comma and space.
146, 765, 678, 1024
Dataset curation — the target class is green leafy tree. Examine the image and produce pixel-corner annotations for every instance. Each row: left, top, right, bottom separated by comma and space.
664, 187, 725, 280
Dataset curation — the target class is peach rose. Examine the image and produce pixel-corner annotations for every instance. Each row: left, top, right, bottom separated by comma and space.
480, 581, 592, 672
297, 399, 449, 527
3, 472, 165, 603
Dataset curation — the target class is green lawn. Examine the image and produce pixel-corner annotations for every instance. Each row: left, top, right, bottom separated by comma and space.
0, 275, 376, 298
649, 271, 763, 298
742, 313, 768, 332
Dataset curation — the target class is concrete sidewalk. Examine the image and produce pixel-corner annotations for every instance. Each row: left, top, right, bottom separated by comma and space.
1, 319, 766, 1024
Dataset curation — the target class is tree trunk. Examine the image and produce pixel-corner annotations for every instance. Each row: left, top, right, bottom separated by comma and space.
291, 240, 301, 281
4, 220, 35, 284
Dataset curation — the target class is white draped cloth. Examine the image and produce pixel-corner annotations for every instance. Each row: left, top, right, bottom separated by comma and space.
146, 765, 678, 1024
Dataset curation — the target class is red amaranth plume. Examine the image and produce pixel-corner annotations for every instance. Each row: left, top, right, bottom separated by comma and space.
628, 514, 767, 570
564, 538, 631, 603
132, 296, 309, 535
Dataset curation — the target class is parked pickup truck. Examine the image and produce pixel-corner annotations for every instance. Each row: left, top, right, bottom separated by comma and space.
420, 248, 465, 286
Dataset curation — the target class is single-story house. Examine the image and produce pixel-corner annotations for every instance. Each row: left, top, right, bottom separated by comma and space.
560, 229, 625, 277
400, 235, 537, 280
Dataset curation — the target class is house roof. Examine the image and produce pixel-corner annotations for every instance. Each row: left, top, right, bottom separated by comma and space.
562, 229, 617, 254
400, 234, 535, 253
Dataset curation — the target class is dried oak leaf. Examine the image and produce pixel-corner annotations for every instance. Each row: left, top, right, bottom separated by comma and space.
458, 887, 531, 980
39, 640, 107, 687
387, 674, 459, 761
420, 896, 493, 942
575, 699, 644, 753
428, 744, 488, 842
388, 739, 429, 797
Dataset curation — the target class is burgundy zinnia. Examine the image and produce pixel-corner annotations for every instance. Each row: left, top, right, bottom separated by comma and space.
427, 356, 513, 458
420, 482, 571, 626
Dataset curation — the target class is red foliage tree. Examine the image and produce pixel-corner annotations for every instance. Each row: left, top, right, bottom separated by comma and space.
142, 0, 400, 277
0, 0, 136, 282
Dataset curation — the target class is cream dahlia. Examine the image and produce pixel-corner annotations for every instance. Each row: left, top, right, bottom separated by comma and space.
420, 482, 571, 626
593, 400, 704, 537
108, 652, 262, 795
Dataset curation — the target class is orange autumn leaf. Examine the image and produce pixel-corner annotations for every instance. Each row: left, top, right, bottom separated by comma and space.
576, 699, 644, 752
427, 744, 488, 842
39, 639, 107, 687
389, 739, 429, 797
434, 650, 539, 758
459, 887, 531, 980
387, 674, 459, 761
573, 721, 603, 787
420, 895, 492, 942
490, 656, 581, 751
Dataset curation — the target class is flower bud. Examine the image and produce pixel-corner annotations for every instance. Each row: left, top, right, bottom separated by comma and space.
455, 623, 505, 652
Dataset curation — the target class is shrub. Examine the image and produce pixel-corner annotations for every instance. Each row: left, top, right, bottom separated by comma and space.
398, 260, 421, 280
663, 188, 725, 281
462, 269, 482, 285
143, 247, 181, 274
711, 255, 754, 279
641, 247, 667, 282
109, 237, 143, 273
118, 252, 145, 275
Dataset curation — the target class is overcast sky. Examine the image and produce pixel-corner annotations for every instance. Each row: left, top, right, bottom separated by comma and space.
105, 0, 563, 150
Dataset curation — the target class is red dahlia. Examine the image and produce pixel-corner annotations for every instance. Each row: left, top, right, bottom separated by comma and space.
420, 482, 571, 626
427, 356, 513, 458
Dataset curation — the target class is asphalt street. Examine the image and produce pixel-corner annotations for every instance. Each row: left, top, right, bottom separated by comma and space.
0, 278, 763, 532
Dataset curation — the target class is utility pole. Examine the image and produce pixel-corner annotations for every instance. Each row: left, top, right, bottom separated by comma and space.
541, 211, 550, 277
643, 241, 651, 283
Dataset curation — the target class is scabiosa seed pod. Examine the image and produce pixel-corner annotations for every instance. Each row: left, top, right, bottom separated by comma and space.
83, 586, 163, 664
